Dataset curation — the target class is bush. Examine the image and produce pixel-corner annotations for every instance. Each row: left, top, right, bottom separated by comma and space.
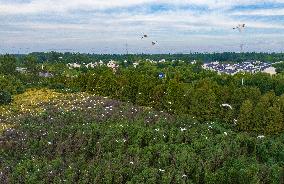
49, 83, 65, 90
0, 90, 12, 105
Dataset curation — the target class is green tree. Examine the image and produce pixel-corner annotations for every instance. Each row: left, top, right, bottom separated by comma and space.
94, 70, 118, 98
0, 90, 12, 105
136, 75, 157, 106
231, 87, 261, 111
252, 92, 275, 132
238, 99, 254, 131
190, 87, 218, 121
0, 55, 17, 75
118, 70, 139, 103
24, 55, 38, 74
152, 84, 167, 110
192, 60, 203, 73
265, 105, 284, 134
164, 79, 186, 114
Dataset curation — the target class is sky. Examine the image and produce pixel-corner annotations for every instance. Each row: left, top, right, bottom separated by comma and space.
0, 0, 284, 54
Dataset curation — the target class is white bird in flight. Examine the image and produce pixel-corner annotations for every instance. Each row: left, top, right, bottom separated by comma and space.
152, 41, 158, 46
233, 24, 246, 32
141, 34, 148, 39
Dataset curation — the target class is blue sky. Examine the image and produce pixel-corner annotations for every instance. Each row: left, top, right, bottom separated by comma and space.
0, 0, 283, 54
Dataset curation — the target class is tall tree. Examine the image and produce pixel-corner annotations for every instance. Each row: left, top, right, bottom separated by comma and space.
265, 105, 283, 134
0, 55, 17, 75
252, 92, 275, 132
24, 55, 38, 74
238, 100, 254, 131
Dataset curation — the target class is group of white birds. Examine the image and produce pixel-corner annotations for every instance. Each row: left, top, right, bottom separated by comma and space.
139, 24, 246, 49
141, 33, 158, 46
233, 24, 247, 52
233, 24, 246, 32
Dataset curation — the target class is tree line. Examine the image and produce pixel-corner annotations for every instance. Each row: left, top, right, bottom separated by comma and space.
11, 51, 284, 64
1, 54, 284, 134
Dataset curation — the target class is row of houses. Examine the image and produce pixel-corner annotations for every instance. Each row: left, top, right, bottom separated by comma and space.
16, 59, 279, 77
66, 58, 190, 70
67, 60, 119, 72
145, 59, 186, 64
67, 60, 138, 71
67, 61, 104, 69
202, 61, 277, 75
16, 67, 54, 77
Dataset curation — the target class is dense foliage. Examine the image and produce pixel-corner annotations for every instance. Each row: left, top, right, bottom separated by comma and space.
1, 53, 284, 183
0, 90, 11, 105
274, 62, 284, 73
1, 90, 283, 183
0, 55, 17, 75
1, 53, 284, 134
44, 65, 284, 134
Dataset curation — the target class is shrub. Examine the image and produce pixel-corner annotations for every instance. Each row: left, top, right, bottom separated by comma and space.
0, 90, 12, 105
49, 83, 65, 90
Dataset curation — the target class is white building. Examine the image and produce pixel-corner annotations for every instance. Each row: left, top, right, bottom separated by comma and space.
67, 63, 81, 69
16, 67, 27, 73
86, 62, 97, 68
133, 62, 139, 68
99, 60, 104, 66
107, 60, 114, 67
107, 60, 118, 72
262, 67, 277, 75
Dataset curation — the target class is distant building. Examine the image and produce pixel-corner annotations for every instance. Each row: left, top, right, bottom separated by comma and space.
86, 62, 97, 68
133, 62, 139, 68
202, 61, 276, 75
107, 60, 116, 68
67, 63, 81, 69
146, 59, 156, 63
107, 60, 118, 72
39, 72, 54, 78
16, 67, 27, 73
262, 67, 276, 75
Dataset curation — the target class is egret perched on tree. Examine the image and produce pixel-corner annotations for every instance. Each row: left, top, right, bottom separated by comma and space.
221, 103, 233, 110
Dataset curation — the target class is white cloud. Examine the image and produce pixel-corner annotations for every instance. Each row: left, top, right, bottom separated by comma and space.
232, 8, 284, 16
1, 0, 284, 14
0, 0, 283, 53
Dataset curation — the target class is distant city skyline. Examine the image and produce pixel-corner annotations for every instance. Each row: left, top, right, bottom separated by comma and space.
0, 0, 284, 54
